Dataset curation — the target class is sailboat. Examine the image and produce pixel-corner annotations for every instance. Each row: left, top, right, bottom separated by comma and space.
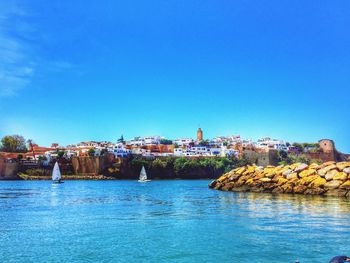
138, 166, 150, 182
52, 161, 64, 184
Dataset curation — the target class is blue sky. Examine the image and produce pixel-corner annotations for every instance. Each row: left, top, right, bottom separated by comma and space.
0, 0, 349, 152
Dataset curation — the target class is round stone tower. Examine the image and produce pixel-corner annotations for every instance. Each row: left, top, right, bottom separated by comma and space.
197, 128, 203, 141
318, 139, 335, 153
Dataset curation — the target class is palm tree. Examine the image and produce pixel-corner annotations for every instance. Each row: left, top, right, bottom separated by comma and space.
27, 139, 35, 160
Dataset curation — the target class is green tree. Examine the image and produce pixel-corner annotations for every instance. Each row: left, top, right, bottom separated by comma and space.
292, 143, 304, 152
57, 151, 65, 158
27, 139, 35, 159
0, 135, 27, 152
88, 149, 95, 156
160, 139, 173, 145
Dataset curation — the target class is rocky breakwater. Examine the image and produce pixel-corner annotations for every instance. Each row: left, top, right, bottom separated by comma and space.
209, 161, 350, 197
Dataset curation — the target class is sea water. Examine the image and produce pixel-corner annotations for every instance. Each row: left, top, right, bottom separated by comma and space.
0, 180, 350, 263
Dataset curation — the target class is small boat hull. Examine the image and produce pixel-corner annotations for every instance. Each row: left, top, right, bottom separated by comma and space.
52, 180, 64, 184
138, 180, 151, 183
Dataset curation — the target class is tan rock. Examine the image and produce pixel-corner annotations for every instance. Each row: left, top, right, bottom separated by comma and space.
344, 168, 350, 174
289, 163, 301, 170
294, 163, 308, 173
259, 177, 272, 182
340, 181, 350, 189
282, 169, 293, 177
325, 170, 339, 181
286, 172, 298, 180
281, 183, 294, 193
304, 187, 326, 195
324, 180, 342, 189
236, 167, 246, 175
277, 177, 288, 186
299, 169, 316, 178
289, 177, 300, 185
263, 167, 276, 177
255, 166, 264, 172
242, 165, 256, 175
246, 178, 255, 185
318, 164, 338, 176
294, 185, 307, 194
308, 163, 319, 169
214, 183, 222, 190
318, 161, 336, 169
272, 186, 284, 194
333, 172, 348, 181
309, 176, 327, 188
299, 175, 318, 186
336, 162, 350, 171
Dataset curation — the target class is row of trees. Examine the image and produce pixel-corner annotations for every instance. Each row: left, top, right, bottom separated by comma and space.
118, 156, 250, 179
0, 135, 34, 153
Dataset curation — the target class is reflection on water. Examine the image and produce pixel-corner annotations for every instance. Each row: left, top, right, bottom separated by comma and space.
0, 180, 350, 263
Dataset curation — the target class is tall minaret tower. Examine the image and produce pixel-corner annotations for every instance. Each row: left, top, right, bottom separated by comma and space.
197, 128, 203, 141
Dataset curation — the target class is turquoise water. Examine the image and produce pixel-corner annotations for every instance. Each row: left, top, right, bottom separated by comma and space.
1, 181, 350, 263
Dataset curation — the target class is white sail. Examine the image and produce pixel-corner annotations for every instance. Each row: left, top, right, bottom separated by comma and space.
52, 162, 61, 181
139, 166, 147, 181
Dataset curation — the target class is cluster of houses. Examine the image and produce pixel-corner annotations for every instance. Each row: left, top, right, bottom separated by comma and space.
15, 128, 318, 162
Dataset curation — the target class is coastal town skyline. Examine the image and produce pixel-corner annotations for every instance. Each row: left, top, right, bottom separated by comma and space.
0, 126, 349, 153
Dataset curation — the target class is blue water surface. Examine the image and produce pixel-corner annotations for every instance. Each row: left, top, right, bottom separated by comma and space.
0, 180, 350, 263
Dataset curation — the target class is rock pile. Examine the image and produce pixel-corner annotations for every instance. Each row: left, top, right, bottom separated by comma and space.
209, 161, 350, 197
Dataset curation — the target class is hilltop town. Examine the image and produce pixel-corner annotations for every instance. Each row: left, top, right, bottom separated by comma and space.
0, 128, 348, 164
0, 128, 349, 180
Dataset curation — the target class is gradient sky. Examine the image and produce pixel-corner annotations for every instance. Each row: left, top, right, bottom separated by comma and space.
0, 0, 349, 152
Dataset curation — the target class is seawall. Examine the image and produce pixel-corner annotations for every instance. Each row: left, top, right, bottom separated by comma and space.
0, 158, 19, 180
209, 161, 350, 197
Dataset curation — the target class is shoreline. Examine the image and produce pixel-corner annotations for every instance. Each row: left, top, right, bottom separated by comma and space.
12, 173, 215, 181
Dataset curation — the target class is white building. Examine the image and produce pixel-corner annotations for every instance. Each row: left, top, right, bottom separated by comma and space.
173, 138, 194, 147
108, 144, 131, 157
256, 137, 287, 151
126, 136, 163, 146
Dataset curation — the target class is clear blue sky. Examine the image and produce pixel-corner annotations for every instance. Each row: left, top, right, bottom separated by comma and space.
0, 0, 349, 152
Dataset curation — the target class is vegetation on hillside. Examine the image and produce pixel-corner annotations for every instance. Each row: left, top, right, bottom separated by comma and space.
0, 135, 28, 153
119, 156, 250, 179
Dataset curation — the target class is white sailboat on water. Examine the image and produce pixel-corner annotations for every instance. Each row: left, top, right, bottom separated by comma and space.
138, 166, 150, 182
52, 161, 64, 184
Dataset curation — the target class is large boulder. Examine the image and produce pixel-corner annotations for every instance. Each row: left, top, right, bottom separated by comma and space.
208, 180, 217, 189
309, 176, 327, 188
286, 172, 298, 180
325, 170, 339, 181
304, 187, 325, 195
294, 185, 308, 194
336, 162, 350, 171
282, 169, 293, 177
318, 164, 338, 176
294, 163, 308, 173
324, 180, 342, 189
340, 181, 350, 189
299, 169, 316, 178
333, 172, 348, 181
299, 175, 318, 186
